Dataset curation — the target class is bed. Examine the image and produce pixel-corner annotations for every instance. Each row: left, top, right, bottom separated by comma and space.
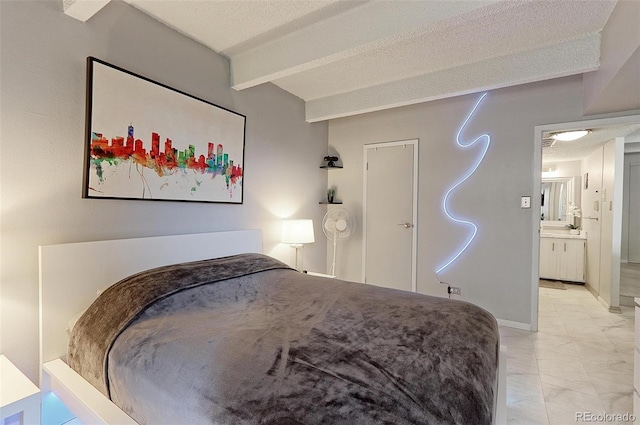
40, 230, 507, 424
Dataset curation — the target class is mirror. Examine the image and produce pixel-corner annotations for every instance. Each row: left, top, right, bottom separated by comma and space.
541, 177, 574, 224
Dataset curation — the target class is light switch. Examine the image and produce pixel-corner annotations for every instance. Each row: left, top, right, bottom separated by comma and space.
521, 196, 531, 208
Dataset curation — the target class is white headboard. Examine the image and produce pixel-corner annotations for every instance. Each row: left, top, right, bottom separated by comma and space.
39, 230, 262, 365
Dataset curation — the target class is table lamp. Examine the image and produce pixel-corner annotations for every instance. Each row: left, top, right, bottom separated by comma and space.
281, 219, 315, 271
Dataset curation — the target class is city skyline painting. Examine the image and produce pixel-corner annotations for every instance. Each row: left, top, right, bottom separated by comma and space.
83, 57, 246, 203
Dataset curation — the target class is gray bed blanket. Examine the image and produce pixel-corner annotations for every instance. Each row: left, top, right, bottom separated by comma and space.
69, 254, 499, 425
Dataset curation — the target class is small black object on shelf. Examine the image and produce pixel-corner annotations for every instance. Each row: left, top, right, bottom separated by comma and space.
324, 155, 338, 167
319, 201, 343, 205
321, 155, 342, 168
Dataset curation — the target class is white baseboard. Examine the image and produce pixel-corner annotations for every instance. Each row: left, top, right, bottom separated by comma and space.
585, 283, 598, 298
597, 295, 622, 313
596, 295, 609, 310
496, 318, 532, 331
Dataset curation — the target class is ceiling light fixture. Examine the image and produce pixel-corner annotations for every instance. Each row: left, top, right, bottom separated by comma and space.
551, 130, 590, 142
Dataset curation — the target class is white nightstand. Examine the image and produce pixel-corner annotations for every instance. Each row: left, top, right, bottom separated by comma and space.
305, 271, 336, 279
1, 355, 41, 425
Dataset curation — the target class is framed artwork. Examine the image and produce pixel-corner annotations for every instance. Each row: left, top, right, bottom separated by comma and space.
83, 57, 246, 203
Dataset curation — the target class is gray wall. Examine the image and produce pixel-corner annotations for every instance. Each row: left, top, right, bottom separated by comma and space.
0, 0, 328, 381
327, 77, 589, 326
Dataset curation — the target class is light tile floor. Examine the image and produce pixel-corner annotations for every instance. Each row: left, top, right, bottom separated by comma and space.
621, 262, 640, 306
501, 284, 635, 425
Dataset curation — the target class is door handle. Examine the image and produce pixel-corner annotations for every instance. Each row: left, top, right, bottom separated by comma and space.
397, 223, 413, 229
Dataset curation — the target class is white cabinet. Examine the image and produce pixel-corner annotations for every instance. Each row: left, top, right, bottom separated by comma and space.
1, 355, 41, 425
539, 237, 585, 282
539, 238, 559, 280
559, 239, 586, 282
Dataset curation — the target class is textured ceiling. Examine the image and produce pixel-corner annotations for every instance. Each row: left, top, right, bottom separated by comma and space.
123, 1, 362, 54
113, 0, 620, 122
542, 124, 640, 163
274, 1, 611, 101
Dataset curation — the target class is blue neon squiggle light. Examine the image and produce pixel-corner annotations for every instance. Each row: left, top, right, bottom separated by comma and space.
435, 92, 490, 276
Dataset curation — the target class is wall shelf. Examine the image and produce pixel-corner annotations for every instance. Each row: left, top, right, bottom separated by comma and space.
321, 156, 342, 203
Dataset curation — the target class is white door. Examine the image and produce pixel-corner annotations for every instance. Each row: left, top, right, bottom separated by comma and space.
630, 164, 640, 263
598, 140, 618, 305
583, 147, 603, 293
363, 140, 417, 291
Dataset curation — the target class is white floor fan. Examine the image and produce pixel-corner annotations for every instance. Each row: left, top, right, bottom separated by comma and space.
322, 207, 355, 276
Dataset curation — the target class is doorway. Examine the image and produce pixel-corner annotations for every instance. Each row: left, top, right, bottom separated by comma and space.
620, 153, 640, 305
362, 139, 418, 292
627, 161, 640, 262
532, 115, 640, 330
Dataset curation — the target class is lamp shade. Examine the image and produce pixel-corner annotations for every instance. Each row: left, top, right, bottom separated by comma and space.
281, 219, 315, 244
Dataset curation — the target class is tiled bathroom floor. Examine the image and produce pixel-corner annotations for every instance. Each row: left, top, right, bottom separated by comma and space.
501, 284, 635, 424
620, 262, 640, 306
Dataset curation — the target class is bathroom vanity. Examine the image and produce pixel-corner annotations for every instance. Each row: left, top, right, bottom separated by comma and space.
539, 233, 586, 283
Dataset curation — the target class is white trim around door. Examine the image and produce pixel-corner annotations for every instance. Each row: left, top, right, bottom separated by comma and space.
362, 139, 419, 292
532, 114, 640, 332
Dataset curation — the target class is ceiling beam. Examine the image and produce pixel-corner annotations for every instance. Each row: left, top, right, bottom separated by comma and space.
583, 47, 640, 116
63, 0, 111, 22
304, 34, 601, 122
230, 0, 500, 90
582, 0, 640, 115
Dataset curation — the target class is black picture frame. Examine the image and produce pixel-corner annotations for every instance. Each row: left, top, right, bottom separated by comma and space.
83, 57, 246, 204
